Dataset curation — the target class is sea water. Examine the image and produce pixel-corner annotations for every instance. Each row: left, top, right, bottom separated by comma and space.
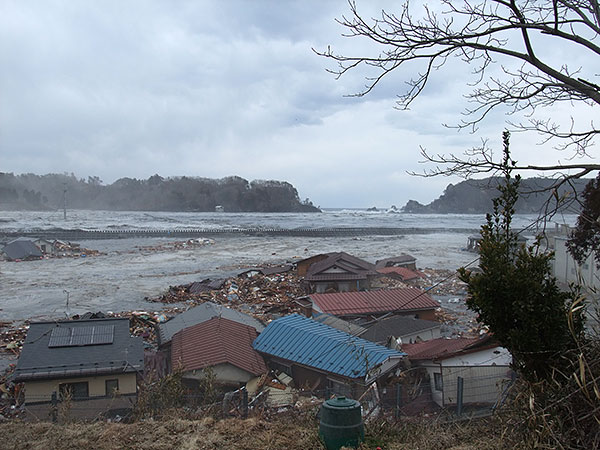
0, 209, 577, 322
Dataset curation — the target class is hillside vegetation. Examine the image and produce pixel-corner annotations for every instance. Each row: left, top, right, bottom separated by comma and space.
0, 173, 319, 213
402, 177, 589, 214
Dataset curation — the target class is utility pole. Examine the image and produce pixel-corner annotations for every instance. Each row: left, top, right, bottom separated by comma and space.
63, 289, 70, 318
63, 182, 67, 220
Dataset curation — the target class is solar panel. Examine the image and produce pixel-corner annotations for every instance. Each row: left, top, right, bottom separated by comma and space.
48, 325, 115, 347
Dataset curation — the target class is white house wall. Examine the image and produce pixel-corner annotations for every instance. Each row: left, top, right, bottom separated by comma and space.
184, 363, 255, 385
401, 327, 441, 344
414, 346, 512, 408
441, 365, 512, 406
553, 236, 600, 291
441, 346, 512, 367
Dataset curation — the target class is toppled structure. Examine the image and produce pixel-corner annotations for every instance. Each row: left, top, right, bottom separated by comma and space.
253, 314, 405, 400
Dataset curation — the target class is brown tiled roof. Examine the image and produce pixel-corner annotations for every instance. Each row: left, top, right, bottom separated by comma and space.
171, 317, 267, 377
305, 252, 377, 282
375, 254, 416, 269
377, 267, 424, 281
402, 336, 495, 361
309, 288, 439, 316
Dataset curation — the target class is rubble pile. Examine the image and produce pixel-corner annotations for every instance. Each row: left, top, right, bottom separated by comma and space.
149, 271, 306, 323
371, 276, 408, 289
107, 310, 184, 347
0, 322, 28, 356
0, 364, 23, 420
413, 268, 467, 296
51, 241, 102, 258
135, 238, 214, 253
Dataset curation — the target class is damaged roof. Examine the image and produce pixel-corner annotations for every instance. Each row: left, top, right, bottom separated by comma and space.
312, 313, 367, 337
158, 301, 265, 345
2, 237, 42, 260
376, 267, 424, 281
253, 314, 404, 379
309, 288, 439, 316
401, 335, 498, 361
359, 316, 441, 344
375, 254, 416, 269
14, 318, 144, 382
171, 316, 267, 377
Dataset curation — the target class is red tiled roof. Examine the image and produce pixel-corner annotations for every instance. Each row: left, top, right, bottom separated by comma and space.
377, 267, 424, 281
171, 317, 267, 377
309, 288, 439, 316
402, 337, 485, 360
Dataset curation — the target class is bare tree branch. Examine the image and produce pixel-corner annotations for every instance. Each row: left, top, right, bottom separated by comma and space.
316, 0, 600, 158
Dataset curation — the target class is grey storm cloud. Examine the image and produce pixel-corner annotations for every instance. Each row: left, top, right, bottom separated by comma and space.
0, 0, 594, 207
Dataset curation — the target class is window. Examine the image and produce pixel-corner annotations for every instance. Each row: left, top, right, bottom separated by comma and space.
59, 382, 89, 400
434, 373, 443, 391
105, 379, 119, 396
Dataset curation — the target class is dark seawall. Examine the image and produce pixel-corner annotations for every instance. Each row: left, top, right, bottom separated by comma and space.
0, 227, 480, 240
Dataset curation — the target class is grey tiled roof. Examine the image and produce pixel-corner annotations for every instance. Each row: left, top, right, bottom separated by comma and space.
158, 302, 265, 345
312, 313, 366, 336
359, 316, 441, 344
14, 318, 144, 382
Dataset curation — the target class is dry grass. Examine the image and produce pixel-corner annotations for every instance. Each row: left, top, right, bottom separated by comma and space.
0, 414, 521, 450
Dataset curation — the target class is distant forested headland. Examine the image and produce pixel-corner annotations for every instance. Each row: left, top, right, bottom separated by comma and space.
0, 173, 320, 212
402, 177, 589, 214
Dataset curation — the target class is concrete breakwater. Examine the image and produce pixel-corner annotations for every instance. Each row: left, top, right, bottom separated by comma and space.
0, 227, 479, 240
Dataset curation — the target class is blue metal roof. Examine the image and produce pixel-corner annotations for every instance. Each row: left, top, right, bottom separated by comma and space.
253, 314, 405, 379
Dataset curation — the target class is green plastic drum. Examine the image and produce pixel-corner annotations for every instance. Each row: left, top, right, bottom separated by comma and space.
319, 396, 364, 450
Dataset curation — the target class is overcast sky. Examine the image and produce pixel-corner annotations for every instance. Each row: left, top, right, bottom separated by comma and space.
1, 1, 598, 208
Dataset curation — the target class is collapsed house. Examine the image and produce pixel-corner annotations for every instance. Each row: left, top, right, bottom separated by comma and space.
375, 254, 417, 270
1, 237, 43, 261
14, 318, 144, 420
402, 336, 513, 409
252, 314, 405, 399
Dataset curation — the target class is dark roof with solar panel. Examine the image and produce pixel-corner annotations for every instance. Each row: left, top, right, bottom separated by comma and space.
14, 318, 144, 382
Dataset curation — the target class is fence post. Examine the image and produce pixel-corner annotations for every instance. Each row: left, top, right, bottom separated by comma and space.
456, 376, 464, 417
51, 391, 58, 423
395, 383, 402, 419
242, 388, 248, 419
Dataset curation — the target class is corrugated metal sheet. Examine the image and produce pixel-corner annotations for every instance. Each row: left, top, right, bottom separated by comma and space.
310, 288, 439, 316
252, 314, 404, 379
171, 317, 267, 377
402, 337, 480, 360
